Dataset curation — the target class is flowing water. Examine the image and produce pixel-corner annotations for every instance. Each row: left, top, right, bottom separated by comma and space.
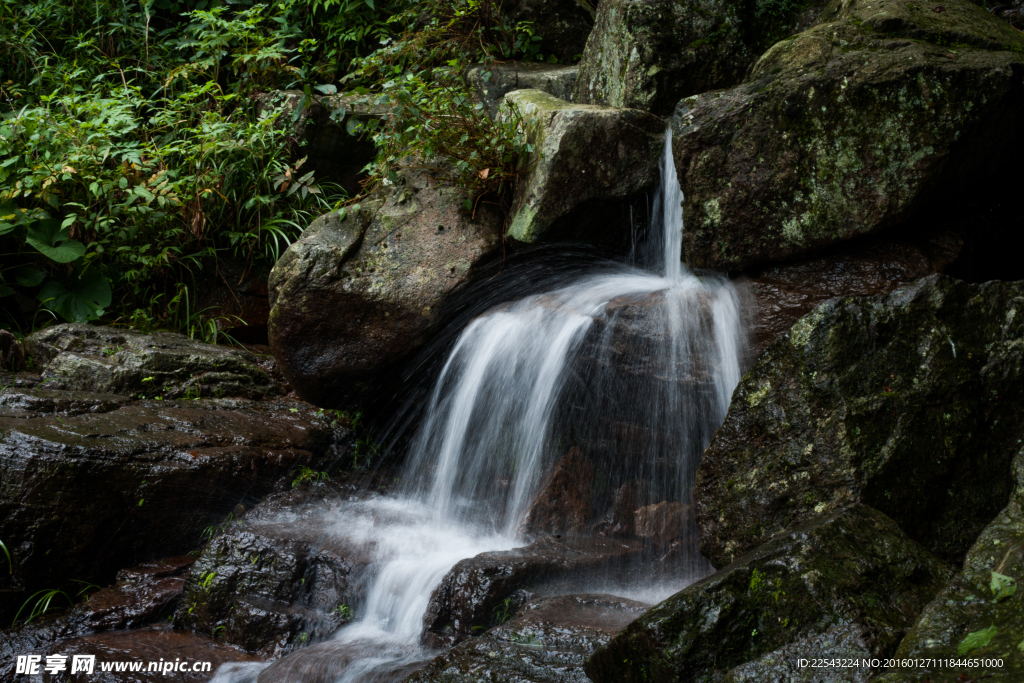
211, 131, 748, 683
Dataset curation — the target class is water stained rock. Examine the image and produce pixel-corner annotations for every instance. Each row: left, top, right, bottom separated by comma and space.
520, 447, 594, 537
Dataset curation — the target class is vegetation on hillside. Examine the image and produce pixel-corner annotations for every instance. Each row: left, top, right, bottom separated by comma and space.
0, 0, 546, 341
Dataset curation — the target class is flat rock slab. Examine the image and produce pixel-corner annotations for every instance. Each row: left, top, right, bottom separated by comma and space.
24, 323, 279, 400
0, 390, 345, 623
585, 505, 952, 683
697, 275, 1024, 567
408, 593, 648, 683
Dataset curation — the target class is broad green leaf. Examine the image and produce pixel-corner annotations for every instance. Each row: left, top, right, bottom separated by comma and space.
958, 625, 997, 655
25, 220, 86, 263
991, 571, 1017, 601
38, 267, 112, 323
13, 267, 46, 288
315, 84, 338, 95
0, 285, 14, 297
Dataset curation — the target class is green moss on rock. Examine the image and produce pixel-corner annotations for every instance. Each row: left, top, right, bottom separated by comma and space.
696, 275, 1024, 567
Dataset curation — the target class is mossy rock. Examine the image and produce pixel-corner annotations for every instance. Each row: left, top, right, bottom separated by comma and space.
584, 505, 952, 683
501, 89, 665, 245
23, 323, 279, 400
876, 446, 1024, 682
696, 275, 1024, 567
672, 0, 1024, 270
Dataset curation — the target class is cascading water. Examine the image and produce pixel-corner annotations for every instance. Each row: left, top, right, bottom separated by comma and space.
211, 131, 748, 683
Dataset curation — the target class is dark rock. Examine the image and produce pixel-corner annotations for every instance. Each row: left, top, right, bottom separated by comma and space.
268, 166, 503, 408
520, 447, 594, 537
696, 275, 1024, 567
23, 323, 280, 400
466, 62, 578, 118
503, 0, 595, 63
876, 446, 1024, 683
585, 505, 952, 683
673, 0, 1024, 270
408, 593, 648, 683
0, 391, 345, 623
423, 536, 645, 641
502, 89, 665, 247
174, 487, 370, 658
0, 329, 24, 372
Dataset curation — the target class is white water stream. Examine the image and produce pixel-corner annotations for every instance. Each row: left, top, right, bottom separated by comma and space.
211, 131, 747, 683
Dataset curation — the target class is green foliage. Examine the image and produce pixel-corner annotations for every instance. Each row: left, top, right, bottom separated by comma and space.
958, 624, 998, 655
12, 588, 72, 626
0, 0, 353, 335
292, 465, 330, 487
492, 597, 514, 625
347, 0, 543, 210
0, 538, 11, 573
334, 603, 354, 618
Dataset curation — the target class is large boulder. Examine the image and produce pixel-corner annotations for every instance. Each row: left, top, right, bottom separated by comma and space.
585, 505, 952, 683
673, 0, 1024, 270
876, 446, 1024, 683
23, 323, 280, 400
0, 388, 346, 623
502, 90, 665, 246
573, 0, 823, 115
267, 167, 503, 407
696, 275, 1024, 568
409, 594, 648, 683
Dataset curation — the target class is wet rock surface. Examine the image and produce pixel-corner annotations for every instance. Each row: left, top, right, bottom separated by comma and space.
0, 389, 346, 623
0, 556, 195, 681
409, 593, 648, 683
423, 536, 646, 642
466, 62, 578, 119
520, 447, 594, 537
23, 323, 280, 400
174, 486, 371, 658
876, 446, 1024, 683
268, 165, 503, 407
43, 624, 260, 683
585, 505, 952, 683
673, 0, 1024, 270
501, 90, 665, 247
697, 275, 1024, 567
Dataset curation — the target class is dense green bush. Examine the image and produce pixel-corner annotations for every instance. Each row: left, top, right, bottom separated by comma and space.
1, 0, 548, 338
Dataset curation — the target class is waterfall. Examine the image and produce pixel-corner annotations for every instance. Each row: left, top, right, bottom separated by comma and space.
211, 131, 748, 683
